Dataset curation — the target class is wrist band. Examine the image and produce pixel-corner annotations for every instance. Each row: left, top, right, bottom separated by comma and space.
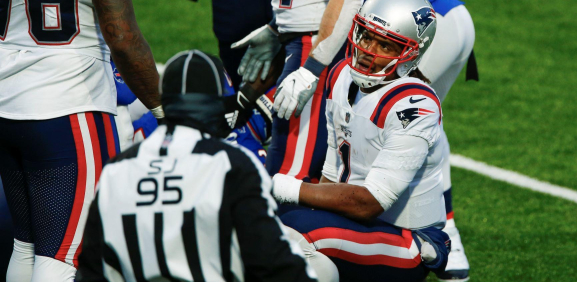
303, 57, 326, 77
150, 105, 165, 119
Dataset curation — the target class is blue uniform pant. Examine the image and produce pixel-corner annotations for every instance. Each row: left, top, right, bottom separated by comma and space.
281, 209, 450, 282
0, 112, 119, 267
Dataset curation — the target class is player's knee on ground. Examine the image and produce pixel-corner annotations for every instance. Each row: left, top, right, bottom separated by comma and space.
6, 239, 34, 282
285, 226, 339, 282
31, 255, 76, 282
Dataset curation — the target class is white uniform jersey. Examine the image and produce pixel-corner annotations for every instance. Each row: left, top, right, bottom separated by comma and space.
325, 61, 446, 229
271, 0, 327, 33
0, 0, 115, 120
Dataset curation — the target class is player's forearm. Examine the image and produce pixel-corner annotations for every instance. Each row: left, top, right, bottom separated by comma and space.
312, 0, 344, 51
309, 0, 362, 65
299, 182, 384, 221
93, 0, 161, 110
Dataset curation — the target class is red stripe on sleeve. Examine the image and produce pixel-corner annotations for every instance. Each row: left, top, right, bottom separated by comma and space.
55, 114, 88, 263
327, 59, 350, 100
376, 89, 442, 128
369, 83, 409, 122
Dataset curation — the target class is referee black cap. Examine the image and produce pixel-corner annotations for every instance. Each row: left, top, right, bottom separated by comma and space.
160, 50, 231, 138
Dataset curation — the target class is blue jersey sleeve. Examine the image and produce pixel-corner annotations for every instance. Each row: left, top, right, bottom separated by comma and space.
132, 112, 158, 139
111, 60, 138, 106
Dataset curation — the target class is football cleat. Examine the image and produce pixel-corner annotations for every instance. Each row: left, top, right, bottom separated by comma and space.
436, 226, 470, 282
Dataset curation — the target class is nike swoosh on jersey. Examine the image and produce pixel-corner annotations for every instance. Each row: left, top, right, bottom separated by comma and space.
285, 54, 293, 63
409, 97, 426, 104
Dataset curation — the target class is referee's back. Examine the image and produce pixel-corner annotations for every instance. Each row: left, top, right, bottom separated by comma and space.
77, 124, 317, 282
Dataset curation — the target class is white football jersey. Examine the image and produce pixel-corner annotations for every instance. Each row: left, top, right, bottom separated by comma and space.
271, 0, 328, 33
0, 0, 115, 120
325, 61, 446, 229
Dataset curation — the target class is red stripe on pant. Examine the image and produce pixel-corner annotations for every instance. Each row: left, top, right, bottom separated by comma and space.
85, 113, 103, 185
447, 211, 454, 220
295, 67, 328, 180
103, 113, 117, 159
55, 114, 88, 266
304, 227, 410, 247
278, 35, 313, 178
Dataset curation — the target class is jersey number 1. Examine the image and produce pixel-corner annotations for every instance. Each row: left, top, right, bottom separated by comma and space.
338, 141, 351, 183
0, 0, 80, 44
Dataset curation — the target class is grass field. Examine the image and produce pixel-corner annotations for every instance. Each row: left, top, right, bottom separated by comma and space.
131, 0, 577, 280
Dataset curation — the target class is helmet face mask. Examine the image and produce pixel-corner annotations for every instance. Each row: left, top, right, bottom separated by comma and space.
346, 0, 437, 88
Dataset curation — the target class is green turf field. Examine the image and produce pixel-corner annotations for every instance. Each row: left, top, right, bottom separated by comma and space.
132, 0, 577, 280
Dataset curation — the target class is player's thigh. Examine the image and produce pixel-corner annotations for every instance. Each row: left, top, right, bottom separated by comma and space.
281, 209, 428, 282
21, 112, 119, 265
0, 122, 33, 244
267, 35, 328, 180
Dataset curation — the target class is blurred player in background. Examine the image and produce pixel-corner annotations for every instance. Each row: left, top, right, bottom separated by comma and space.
0, 0, 161, 280
271, 1, 451, 281
77, 50, 318, 282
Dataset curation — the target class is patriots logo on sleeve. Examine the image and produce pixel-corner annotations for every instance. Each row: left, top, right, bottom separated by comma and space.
396, 108, 435, 129
412, 7, 436, 36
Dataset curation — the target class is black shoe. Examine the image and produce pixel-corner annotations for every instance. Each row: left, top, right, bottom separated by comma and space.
436, 269, 469, 281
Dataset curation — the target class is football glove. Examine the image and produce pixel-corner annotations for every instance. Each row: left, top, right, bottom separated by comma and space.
231, 25, 281, 83
273, 67, 319, 120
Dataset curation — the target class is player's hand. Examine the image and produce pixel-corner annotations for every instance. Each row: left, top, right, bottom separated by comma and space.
231, 25, 281, 83
272, 174, 302, 204
273, 67, 319, 120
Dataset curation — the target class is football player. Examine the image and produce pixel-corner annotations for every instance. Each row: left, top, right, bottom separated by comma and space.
267, 0, 476, 279
0, 0, 161, 280
271, 0, 452, 281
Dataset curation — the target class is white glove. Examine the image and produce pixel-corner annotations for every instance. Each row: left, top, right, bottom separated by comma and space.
273, 67, 319, 120
272, 174, 303, 204
231, 25, 281, 82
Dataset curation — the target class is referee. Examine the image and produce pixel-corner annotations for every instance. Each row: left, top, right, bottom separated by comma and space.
77, 50, 317, 282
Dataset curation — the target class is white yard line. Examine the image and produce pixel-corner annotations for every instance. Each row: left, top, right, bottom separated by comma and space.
156, 63, 577, 204
450, 154, 577, 204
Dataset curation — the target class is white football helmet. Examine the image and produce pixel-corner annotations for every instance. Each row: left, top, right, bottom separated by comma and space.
347, 0, 437, 87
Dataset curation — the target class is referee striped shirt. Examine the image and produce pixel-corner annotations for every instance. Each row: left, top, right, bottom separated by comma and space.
77, 123, 317, 282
